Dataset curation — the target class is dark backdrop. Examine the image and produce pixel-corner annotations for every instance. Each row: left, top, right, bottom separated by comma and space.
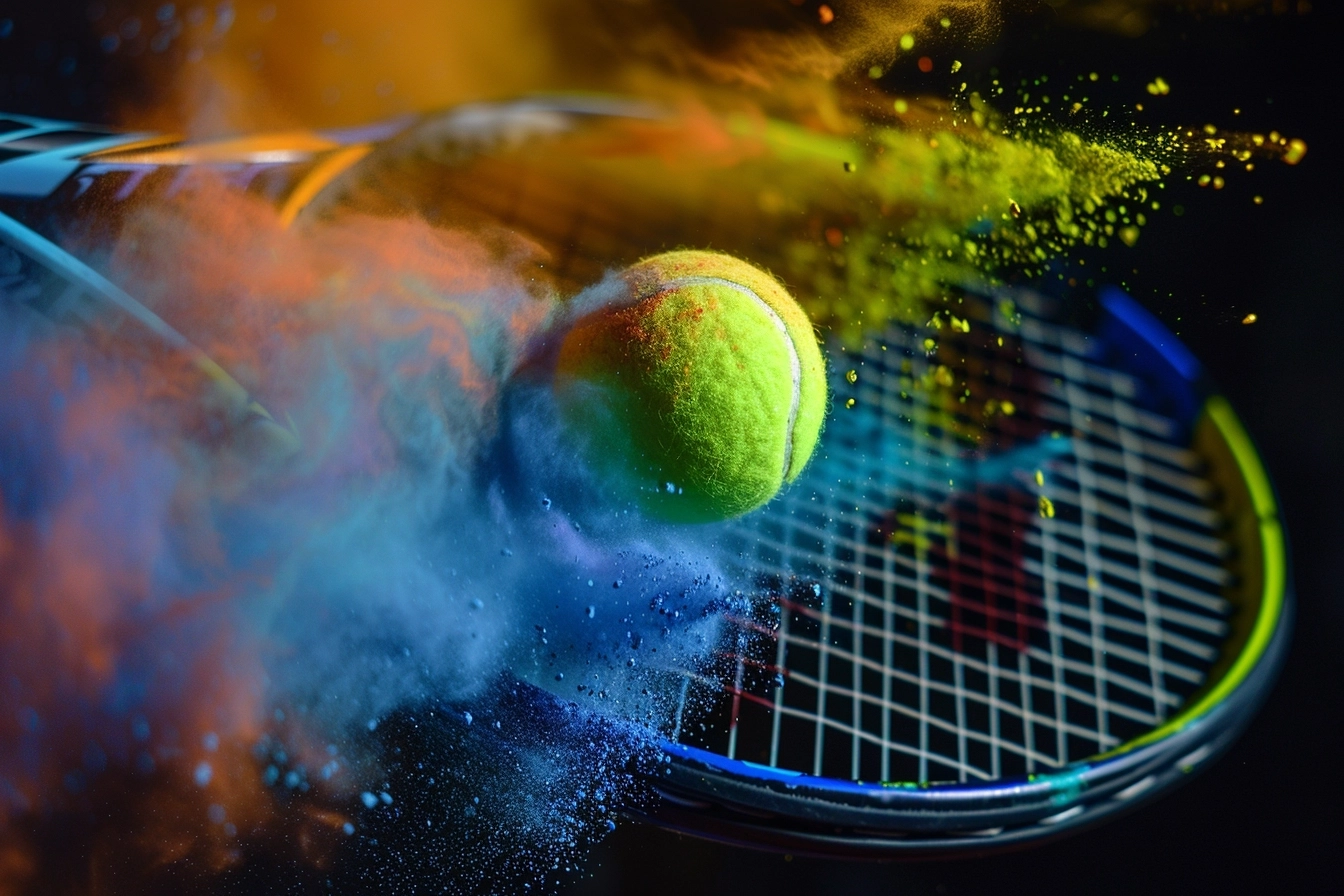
1, 2, 1339, 894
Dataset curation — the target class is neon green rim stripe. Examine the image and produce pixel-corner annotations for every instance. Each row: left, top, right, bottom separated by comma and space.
1101, 395, 1286, 757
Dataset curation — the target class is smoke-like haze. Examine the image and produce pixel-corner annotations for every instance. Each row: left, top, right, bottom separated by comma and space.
87, 0, 997, 133
0, 179, 747, 892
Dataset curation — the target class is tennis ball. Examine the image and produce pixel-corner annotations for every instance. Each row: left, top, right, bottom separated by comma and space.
554, 250, 826, 522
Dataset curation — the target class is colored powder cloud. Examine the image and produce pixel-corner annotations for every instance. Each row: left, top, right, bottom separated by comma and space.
0, 178, 744, 891
0, 1, 1308, 891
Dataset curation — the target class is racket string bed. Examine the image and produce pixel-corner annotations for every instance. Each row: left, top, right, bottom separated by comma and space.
670, 294, 1235, 786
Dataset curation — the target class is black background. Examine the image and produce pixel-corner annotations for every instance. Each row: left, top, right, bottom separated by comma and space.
1, 2, 1339, 894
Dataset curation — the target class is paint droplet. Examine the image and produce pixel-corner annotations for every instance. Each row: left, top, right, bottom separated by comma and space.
1284, 138, 1307, 165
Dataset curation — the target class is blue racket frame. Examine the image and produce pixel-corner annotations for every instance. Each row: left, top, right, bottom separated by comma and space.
632, 289, 1292, 855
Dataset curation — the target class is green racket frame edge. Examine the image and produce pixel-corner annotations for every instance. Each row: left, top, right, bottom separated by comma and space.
635, 294, 1293, 856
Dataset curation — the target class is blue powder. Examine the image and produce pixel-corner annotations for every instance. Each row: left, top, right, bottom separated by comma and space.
0, 214, 751, 892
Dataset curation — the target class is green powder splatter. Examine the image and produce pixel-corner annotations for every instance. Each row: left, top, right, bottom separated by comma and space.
380, 89, 1297, 346
730, 113, 1167, 341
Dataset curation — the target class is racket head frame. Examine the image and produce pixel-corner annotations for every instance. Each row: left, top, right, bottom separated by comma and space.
635, 286, 1292, 856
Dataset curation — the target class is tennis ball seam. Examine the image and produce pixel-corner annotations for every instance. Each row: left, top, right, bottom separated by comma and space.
657, 275, 801, 482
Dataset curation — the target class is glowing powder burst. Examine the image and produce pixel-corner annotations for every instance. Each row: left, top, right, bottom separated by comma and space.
0, 179, 742, 891
0, 0, 1309, 892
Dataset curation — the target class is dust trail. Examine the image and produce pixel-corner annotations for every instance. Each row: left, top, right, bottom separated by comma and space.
90, 1, 1000, 133
0, 180, 744, 893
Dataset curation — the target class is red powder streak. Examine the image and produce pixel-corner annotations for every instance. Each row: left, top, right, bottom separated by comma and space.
938, 487, 1047, 654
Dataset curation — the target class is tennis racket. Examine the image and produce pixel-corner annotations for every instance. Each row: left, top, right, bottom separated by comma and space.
0, 100, 1291, 858
641, 281, 1291, 855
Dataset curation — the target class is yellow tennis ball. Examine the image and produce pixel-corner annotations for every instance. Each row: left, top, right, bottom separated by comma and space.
554, 250, 827, 522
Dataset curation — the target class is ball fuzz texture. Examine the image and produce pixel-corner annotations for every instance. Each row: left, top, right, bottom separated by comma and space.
554, 250, 826, 522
